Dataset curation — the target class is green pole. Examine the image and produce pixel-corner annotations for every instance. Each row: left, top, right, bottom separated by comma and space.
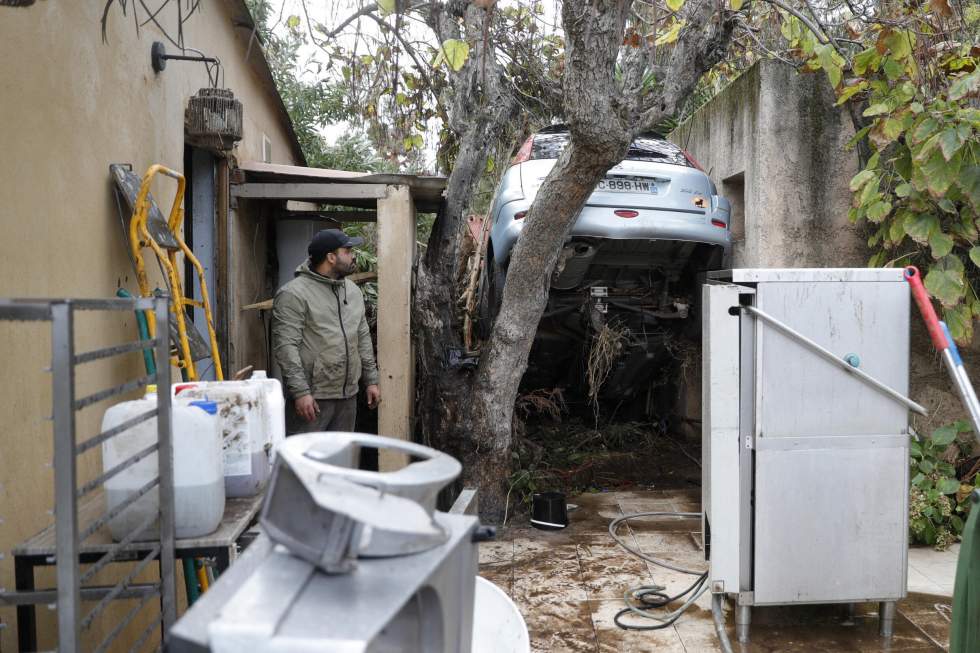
950, 490, 980, 653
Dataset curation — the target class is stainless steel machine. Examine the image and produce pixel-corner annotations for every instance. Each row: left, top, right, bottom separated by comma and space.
168, 433, 492, 653
702, 269, 922, 641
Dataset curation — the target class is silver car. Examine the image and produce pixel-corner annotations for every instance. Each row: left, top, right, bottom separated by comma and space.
481, 126, 731, 330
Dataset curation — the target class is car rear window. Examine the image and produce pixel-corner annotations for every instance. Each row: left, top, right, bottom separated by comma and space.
529, 131, 692, 167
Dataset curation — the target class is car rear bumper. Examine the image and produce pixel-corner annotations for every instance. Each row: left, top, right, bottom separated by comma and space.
491, 200, 733, 264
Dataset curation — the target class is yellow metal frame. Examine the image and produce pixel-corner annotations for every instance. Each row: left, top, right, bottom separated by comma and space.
128, 164, 224, 381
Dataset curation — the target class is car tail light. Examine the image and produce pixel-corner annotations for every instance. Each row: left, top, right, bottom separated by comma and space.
514, 211, 528, 220
683, 149, 705, 172
511, 136, 533, 165
614, 209, 639, 218
711, 219, 727, 228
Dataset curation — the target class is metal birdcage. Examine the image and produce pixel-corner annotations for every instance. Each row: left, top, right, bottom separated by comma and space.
185, 88, 243, 152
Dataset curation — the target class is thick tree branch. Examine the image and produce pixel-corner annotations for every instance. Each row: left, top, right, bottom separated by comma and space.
638, 0, 736, 129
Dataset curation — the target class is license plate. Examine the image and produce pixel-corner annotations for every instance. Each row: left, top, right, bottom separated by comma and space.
597, 177, 658, 194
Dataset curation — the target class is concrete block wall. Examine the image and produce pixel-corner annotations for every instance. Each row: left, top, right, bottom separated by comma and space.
670, 60, 865, 439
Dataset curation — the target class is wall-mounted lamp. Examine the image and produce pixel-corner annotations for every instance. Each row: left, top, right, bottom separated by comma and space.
151, 41, 219, 74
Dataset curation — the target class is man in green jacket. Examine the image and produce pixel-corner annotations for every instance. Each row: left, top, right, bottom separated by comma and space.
272, 229, 381, 433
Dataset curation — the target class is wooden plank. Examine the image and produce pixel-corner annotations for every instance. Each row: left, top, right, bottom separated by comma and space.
12, 493, 264, 557
217, 159, 232, 372
230, 183, 389, 201
376, 185, 415, 472
279, 210, 378, 222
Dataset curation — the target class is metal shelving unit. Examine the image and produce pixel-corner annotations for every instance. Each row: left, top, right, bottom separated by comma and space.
0, 297, 176, 652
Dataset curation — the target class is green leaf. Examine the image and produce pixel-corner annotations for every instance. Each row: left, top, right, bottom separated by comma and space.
853, 48, 880, 75
951, 515, 965, 533
924, 255, 966, 306
932, 424, 959, 446
910, 117, 940, 144
910, 439, 923, 457
911, 471, 926, 486
863, 103, 891, 117
884, 30, 914, 61
910, 102, 925, 114
939, 128, 966, 161
286, 14, 301, 28
826, 65, 842, 90
957, 165, 980, 211
929, 229, 954, 258
847, 125, 873, 149
883, 57, 904, 81
377, 0, 396, 14
730, 0, 744, 9
969, 246, 980, 268
859, 177, 881, 206
895, 183, 914, 198
867, 200, 892, 223
949, 69, 980, 101
919, 459, 935, 473
849, 170, 877, 192
921, 150, 958, 197
938, 198, 957, 214
882, 117, 905, 141
889, 213, 907, 244
395, 92, 409, 106
944, 303, 974, 343
666, 0, 685, 11
654, 20, 685, 46
904, 212, 939, 244
937, 478, 961, 494
439, 39, 470, 71
836, 81, 867, 105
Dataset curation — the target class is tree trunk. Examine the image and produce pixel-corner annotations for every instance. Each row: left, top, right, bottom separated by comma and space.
414, 4, 518, 472
459, 0, 634, 521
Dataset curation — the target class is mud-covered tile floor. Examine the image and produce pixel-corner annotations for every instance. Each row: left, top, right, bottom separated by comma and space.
480, 489, 952, 652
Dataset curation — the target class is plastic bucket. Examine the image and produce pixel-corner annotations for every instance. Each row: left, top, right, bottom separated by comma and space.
472, 576, 530, 653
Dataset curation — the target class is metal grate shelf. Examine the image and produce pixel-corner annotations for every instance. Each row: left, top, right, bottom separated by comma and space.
0, 297, 176, 652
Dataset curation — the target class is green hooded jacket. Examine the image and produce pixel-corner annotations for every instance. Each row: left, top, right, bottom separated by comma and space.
272, 262, 379, 400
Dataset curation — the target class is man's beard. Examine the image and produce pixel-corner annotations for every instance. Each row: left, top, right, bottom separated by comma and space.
335, 260, 357, 278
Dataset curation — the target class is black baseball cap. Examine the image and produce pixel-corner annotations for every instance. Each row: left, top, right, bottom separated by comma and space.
308, 229, 365, 258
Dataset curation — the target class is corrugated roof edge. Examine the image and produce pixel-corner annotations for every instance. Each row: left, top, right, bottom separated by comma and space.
227, 0, 307, 166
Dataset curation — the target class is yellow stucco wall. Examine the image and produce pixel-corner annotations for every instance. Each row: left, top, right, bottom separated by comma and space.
0, 2, 301, 649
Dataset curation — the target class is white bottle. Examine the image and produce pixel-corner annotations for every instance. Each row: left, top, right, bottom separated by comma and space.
251, 370, 286, 460
176, 382, 267, 497
102, 387, 225, 541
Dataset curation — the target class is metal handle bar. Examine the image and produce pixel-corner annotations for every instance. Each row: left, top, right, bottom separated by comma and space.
740, 305, 927, 416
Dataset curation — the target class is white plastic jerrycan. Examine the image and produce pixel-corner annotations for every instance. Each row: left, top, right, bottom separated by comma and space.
102, 387, 225, 541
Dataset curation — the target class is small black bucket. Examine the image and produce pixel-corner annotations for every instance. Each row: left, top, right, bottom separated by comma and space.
530, 491, 568, 530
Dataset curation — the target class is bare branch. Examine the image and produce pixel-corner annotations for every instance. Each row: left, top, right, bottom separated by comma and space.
737, 25, 800, 67
322, 2, 380, 39
364, 12, 437, 93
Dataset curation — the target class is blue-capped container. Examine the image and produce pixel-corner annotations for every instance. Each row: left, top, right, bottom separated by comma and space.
102, 390, 225, 540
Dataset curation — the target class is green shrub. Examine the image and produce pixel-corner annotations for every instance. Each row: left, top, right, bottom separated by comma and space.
909, 421, 980, 549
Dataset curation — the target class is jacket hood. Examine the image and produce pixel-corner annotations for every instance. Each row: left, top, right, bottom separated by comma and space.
295, 261, 347, 286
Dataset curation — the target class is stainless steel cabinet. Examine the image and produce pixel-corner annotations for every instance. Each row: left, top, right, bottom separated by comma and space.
702, 269, 913, 641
